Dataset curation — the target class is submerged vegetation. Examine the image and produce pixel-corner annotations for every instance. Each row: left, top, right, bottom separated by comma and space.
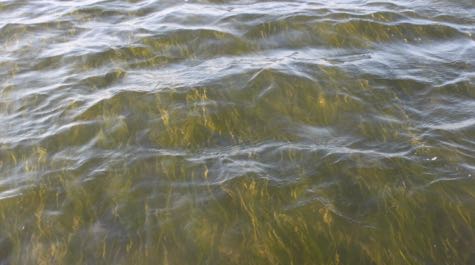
1, 0, 475, 264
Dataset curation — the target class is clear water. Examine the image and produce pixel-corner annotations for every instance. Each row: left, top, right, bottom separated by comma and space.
0, 0, 475, 264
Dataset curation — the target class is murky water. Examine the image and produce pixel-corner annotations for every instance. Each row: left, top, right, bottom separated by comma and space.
1, 0, 475, 264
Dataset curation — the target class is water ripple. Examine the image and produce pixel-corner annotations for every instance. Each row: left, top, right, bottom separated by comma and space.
1, 0, 475, 264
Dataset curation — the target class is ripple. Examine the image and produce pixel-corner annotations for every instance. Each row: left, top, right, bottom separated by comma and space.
1, 0, 475, 264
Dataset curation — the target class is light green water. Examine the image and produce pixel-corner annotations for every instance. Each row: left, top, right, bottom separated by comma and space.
0, 0, 475, 264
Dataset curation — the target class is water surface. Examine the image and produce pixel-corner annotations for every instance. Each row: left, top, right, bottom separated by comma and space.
1, 0, 475, 264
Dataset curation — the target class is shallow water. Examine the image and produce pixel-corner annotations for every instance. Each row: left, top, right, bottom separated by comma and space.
1, 0, 475, 264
